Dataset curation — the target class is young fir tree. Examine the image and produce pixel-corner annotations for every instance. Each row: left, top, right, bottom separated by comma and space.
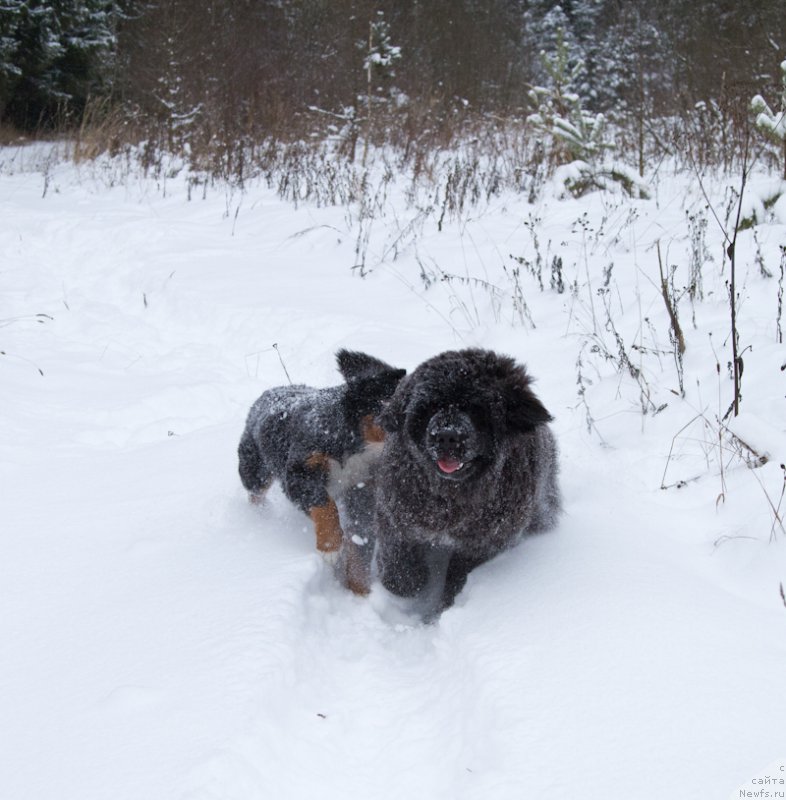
751, 59, 786, 179
360, 10, 400, 167
527, 27, 646, 199
527, 28, 611, 165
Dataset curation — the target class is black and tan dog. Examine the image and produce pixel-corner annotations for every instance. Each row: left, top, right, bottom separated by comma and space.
238, 350, 405, 594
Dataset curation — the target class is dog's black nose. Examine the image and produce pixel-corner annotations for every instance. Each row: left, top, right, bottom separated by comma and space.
432, 427, 463, 448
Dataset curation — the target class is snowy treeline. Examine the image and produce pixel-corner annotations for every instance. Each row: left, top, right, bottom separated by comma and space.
1, 1, 785, 169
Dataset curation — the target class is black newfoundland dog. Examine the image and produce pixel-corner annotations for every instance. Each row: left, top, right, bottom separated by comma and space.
374, 348, 560, 613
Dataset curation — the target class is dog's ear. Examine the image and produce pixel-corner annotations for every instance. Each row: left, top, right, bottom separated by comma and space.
336, 349, 396, 381
504, 374, 553, 433
377, 374, 412, 433
344, 368, 407, 420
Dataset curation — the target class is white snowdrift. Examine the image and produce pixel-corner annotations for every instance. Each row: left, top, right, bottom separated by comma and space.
1, 149, 785, 800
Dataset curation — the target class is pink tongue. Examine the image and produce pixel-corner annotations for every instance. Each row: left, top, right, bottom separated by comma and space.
437, 457, 462, 474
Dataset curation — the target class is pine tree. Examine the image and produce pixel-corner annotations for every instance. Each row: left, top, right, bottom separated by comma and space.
0, 0, 119, 131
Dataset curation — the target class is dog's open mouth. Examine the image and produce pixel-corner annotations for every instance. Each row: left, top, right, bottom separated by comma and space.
436, 456, 465, 474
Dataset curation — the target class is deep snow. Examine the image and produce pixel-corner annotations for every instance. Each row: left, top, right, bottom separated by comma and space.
1, 146, 785, 800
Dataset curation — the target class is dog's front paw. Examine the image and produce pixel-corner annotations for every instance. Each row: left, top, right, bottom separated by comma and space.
319, 547, 340, 567
378, 557, 429, 598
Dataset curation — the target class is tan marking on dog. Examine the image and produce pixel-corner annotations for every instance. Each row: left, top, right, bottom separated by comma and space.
305, 452, 331, 471
309, 500, 343, 554
361, 414, 386, 444
341, 537, 372, 596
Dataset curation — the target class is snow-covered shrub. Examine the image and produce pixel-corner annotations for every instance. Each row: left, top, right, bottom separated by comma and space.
751, 59, 786, 179
550, 160, 649, 200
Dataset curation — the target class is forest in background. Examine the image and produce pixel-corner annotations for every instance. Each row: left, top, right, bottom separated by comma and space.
1, 1, 785, 181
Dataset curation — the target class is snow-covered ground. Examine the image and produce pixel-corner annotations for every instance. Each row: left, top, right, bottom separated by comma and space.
2, 146, 785, 799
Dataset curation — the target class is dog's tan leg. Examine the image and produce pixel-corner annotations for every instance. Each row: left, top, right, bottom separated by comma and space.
309, 500, 343, 561
342, 537, 372, 596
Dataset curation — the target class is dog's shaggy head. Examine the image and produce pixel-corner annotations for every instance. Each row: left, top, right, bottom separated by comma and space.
379, 348, 552, 483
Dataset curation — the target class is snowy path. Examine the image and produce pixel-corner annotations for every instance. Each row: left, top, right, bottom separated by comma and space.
2, 160, 785, 799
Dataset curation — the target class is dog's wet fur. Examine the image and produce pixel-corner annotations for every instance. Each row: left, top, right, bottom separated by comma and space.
374, 348, 560, 613
238, 349, 405, 594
